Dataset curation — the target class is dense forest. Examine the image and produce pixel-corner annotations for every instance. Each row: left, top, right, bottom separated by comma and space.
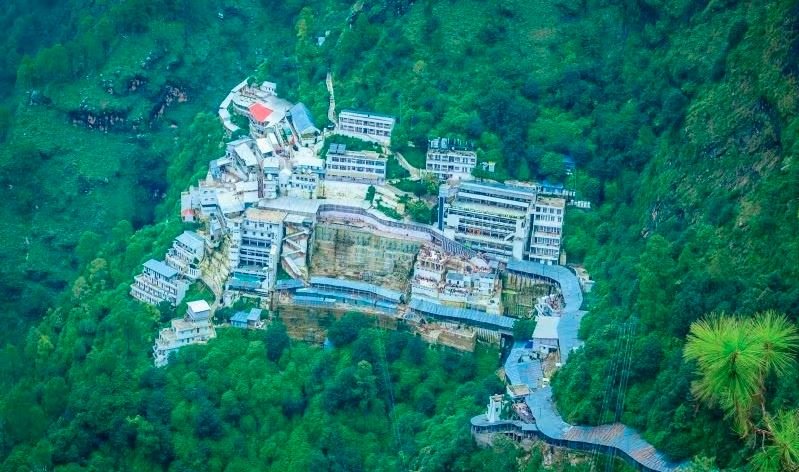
1, 0, 797, 470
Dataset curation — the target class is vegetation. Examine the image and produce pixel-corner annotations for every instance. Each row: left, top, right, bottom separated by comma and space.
386, 154, 410, 180
1, 0, 798, 469
684, 312, 799, 471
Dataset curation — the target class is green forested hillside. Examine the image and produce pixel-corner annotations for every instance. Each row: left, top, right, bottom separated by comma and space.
1, 0, 798, 470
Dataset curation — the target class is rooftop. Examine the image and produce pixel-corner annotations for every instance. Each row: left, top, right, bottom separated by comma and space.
309, 276, 403, 303
234, 142, 258, 167
340, 109, 396, 122
409, 298, 514, 330
245, 207, 287, 223
289, 102, 319, 135
176, 231, 205, 253
249, 102, 273, 122
144, 259, 179, 278
537, 196, 566, 208
533, 315, 560, 340
187, 299, 211, 314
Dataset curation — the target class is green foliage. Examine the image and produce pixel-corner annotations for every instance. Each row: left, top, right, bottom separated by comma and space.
386, 154, 410, 180
365, 185, 376, 202
513, 318, 537, 341
684, 312, 799, 470
406, 199, 433, 224
264, 321, 290, 361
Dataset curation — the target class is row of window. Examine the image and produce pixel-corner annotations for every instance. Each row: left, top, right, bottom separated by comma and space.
329, 156, 386, 166
339, 125, 391, 136
327, 165, 385, 174
535, 214, 563, 223
427, 155, 477, 164
339, 118, 393, 129
535, 206, 563, 215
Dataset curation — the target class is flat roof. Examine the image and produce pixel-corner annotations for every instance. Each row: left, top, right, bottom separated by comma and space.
327, 148, 385, 160
340, 109, 396, 122
249, 102, 273, 122
537, 196, 566, 208
533, 316, 560, 339
459, 180, 537, 199
245, 207, 287, 223
309, 276, 403, 303
144, 259, 178, 278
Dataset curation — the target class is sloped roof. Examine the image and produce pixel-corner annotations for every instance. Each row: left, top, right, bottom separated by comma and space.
309, 276, 403, 303
409, 298, 514, 330
289, 102, 319, 135
144, 259, 178, 278
176, 231, 204, 253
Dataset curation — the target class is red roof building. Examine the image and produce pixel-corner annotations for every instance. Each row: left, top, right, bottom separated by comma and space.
249, 103, 273, 123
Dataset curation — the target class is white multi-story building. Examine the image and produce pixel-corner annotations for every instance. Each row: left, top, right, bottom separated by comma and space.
228, 208, 286, 293
438, 181, 566, 264
528, 196, 565, 265
425, 137, 477, 181
325, 144, 386, 184
438, 181, 538, 260
153, 300, 216, 367
165, 231, 206, 280
130, 259, 189, 306
337, 110, 395, 145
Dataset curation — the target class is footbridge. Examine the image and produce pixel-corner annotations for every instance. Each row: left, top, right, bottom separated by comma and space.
472, 259, 684, 472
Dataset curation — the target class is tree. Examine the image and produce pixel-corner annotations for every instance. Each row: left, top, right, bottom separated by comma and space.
365, 185, 376, 202
513, 318, 537, 341
684, 311, 799, 471
328, 313, 370, 346
264, 321, 290, 362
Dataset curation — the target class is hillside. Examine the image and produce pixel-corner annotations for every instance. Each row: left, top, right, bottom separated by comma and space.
0, 0, 797, 470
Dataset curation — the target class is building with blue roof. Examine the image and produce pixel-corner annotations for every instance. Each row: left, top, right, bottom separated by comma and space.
309, 276, 404, 303
289, 102, 320, 145
166, 231, 206, 280
409, 298, 514, 340
230, 308, 263, 329
130, 259, 189, 306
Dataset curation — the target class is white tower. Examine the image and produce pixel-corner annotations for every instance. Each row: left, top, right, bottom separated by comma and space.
486, 394, 503, 423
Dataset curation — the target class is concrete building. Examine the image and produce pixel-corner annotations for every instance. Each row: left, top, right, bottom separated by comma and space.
425, 137, 477, 181
228, 208, 286, 293
288, 102, 321, 147
165, 231, 206, 280
410, 246, 502, 314
531, 315, 560, 356
325, 144, 387, 184
437, 181, 538, 260
153, 300, 216, 367
337, 110, 395, 145
529, 196, 565, 265
230, 308, 263, 329
438, 181, 566, 264
131, 259, 189, 306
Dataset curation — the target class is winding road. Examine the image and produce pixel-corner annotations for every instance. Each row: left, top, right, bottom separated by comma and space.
472, 260, 685, 472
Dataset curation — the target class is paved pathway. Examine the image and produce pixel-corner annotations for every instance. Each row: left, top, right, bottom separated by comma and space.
495, 260, 684, 472
393, 150, 421, 179
326, 72, 337, 126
